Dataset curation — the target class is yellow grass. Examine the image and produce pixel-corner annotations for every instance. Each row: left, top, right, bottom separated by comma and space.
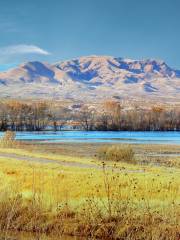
0, 146, 172, 172
0, 147, 96, 165
0, 147, 179, 239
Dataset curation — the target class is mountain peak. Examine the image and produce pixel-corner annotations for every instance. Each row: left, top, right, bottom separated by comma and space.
56, 55, 177, 79
0, 55, 179, 101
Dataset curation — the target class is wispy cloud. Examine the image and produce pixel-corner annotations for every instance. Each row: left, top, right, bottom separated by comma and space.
0, 44, 50, 56
0, 44, 51, 65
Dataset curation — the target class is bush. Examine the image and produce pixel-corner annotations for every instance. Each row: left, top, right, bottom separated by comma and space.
98, 145, 135, 163
0, 131, 16, 148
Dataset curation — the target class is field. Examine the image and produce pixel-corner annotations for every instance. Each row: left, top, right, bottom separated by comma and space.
0, 142, 179, 239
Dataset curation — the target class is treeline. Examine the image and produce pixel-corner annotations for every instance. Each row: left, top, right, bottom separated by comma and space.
0, 100, 69, 131
0, 100, 179, 131
76, 101, 180, 131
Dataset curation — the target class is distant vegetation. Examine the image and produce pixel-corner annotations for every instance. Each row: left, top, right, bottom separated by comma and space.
0, 99, 179, 131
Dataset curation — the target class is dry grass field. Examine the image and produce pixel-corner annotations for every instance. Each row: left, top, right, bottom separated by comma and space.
0, 140, 179, 239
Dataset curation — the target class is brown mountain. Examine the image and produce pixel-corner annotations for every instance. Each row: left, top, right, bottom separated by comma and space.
0, 56, 179, 102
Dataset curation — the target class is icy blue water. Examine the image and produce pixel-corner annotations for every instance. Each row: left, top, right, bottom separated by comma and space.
0, 131, 180, 144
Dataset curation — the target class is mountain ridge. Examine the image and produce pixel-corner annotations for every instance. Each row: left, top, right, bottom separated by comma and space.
0, 55, 179, 102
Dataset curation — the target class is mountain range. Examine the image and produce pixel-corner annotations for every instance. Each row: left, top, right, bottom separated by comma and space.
0, 55, 179, 103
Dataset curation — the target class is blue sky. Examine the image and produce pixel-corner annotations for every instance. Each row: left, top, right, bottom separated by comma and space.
0, 0, 180, 71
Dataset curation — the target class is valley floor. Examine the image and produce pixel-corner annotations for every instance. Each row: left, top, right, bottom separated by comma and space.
0, 143, 179, 239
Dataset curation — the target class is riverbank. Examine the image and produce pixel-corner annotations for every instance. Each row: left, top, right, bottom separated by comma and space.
2, 141, 179, 167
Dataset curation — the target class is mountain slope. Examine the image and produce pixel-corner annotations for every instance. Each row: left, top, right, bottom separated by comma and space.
0, 56, 179, 102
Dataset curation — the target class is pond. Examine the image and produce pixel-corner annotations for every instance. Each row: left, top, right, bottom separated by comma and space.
0, 131, 180, 144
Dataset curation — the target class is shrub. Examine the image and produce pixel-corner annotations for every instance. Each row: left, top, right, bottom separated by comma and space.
0, 131, 16, 148
98, 145, 135, 163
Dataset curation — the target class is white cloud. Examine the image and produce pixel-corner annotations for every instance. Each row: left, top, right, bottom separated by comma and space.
0, 44, 50, 56
0, 44, 51, 64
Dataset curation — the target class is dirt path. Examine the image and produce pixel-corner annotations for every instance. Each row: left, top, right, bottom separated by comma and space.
0, 152, 144, 173
0, 152, 98, 169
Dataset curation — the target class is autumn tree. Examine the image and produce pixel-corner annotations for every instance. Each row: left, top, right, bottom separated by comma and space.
78, 106, 95, 131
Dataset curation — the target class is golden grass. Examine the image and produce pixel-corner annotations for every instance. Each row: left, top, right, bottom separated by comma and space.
0, 146, 179, 239
0, 145, 172, 173
1, 139, 179, 167
98, 145, 135, 163
0, 147, 97, 165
